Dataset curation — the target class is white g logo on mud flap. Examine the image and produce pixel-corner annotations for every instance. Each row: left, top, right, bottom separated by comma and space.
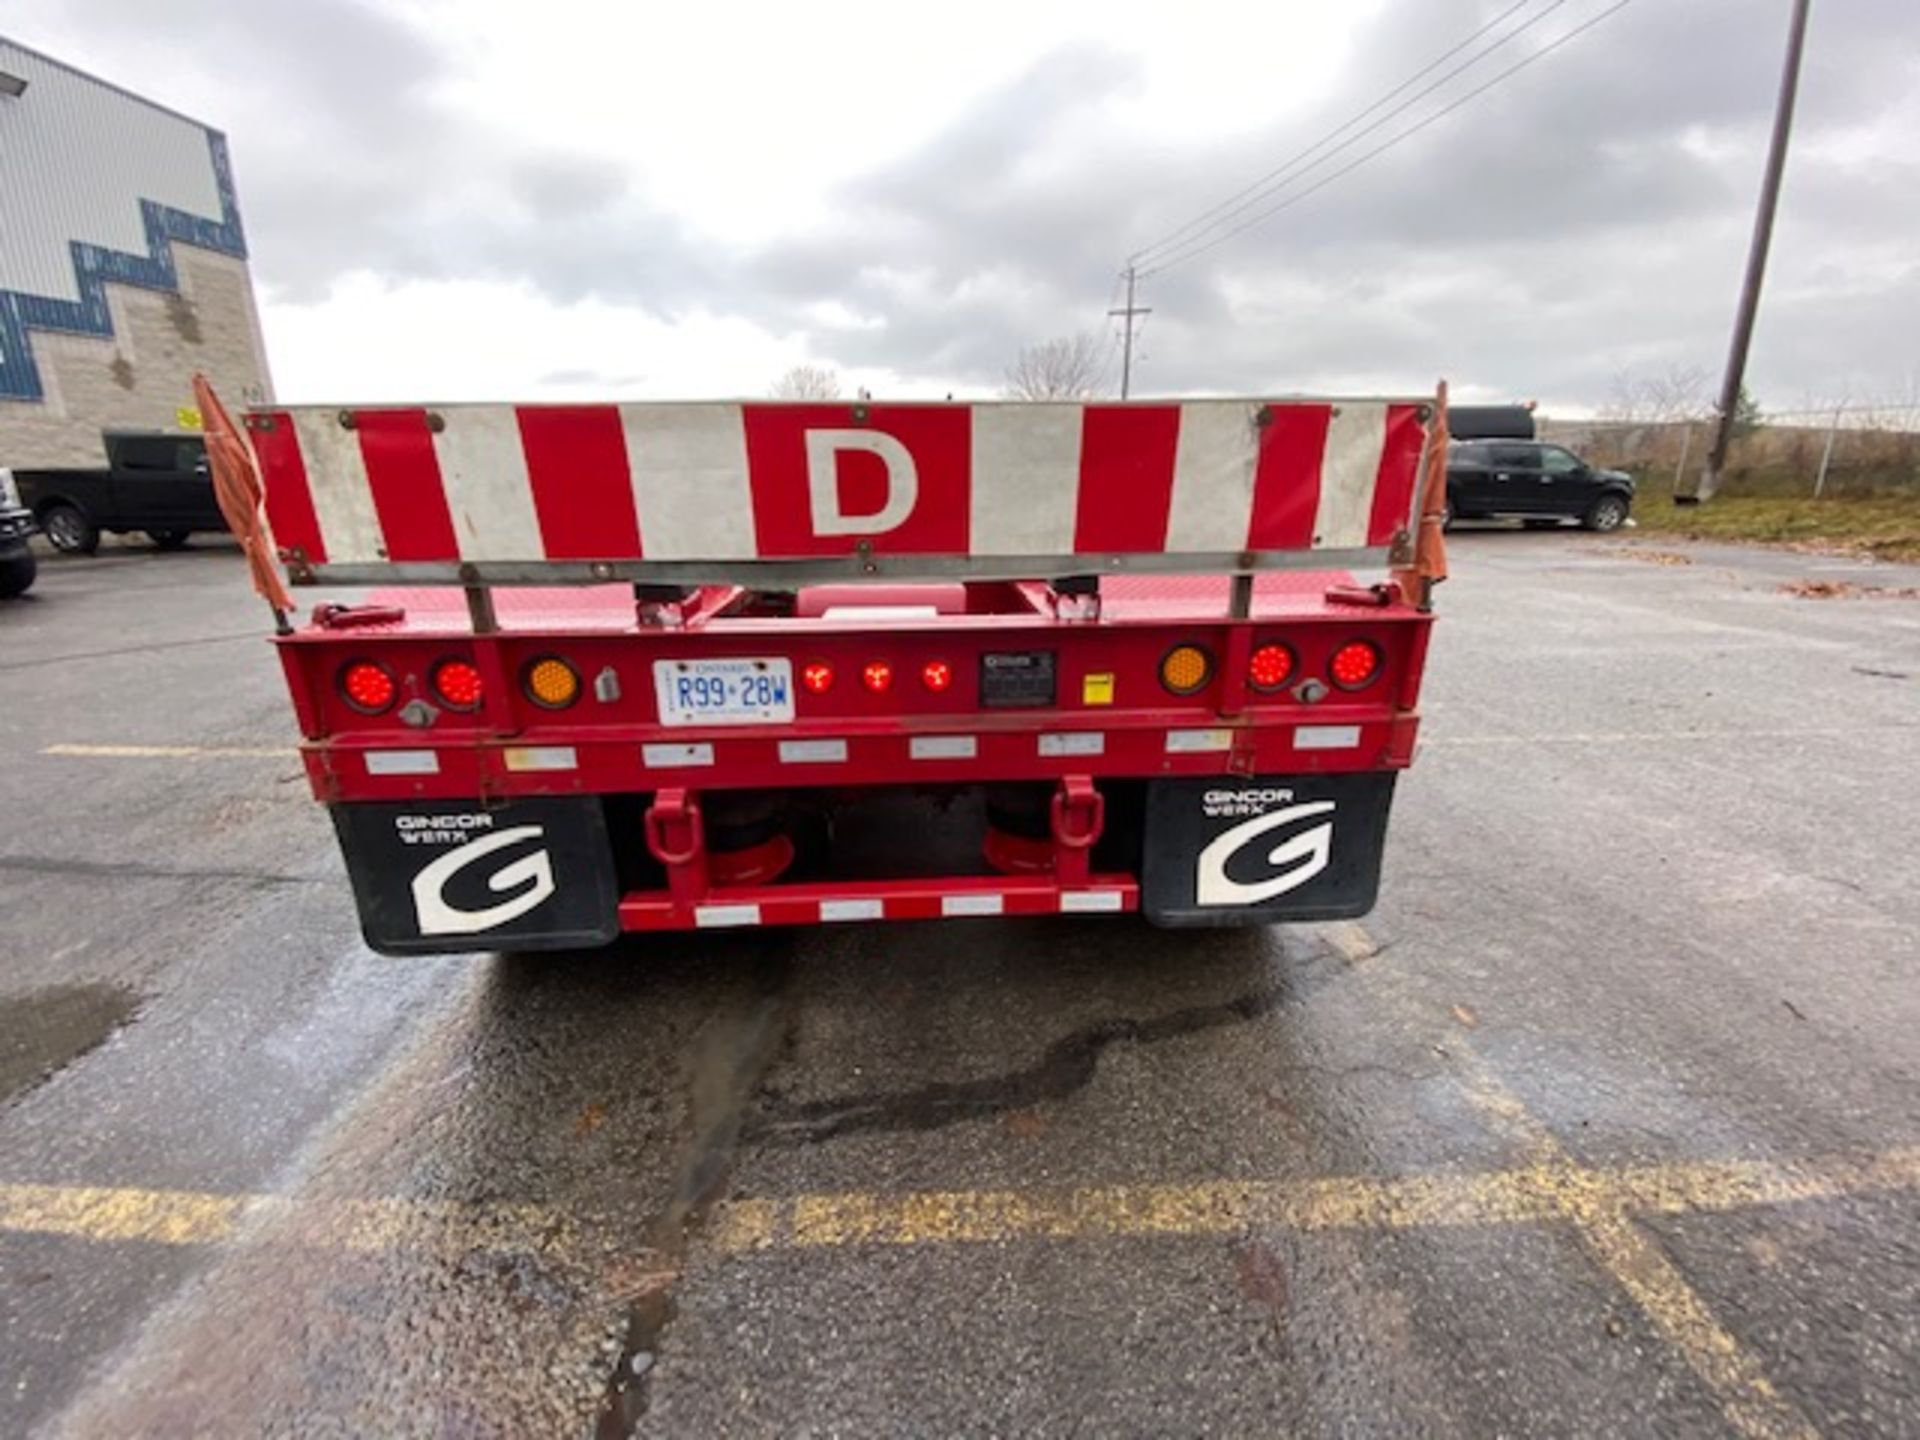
1195, 801, 1335, 907
411, 825, 556, 936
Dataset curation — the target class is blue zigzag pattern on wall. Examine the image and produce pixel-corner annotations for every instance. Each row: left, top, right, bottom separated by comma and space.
0, 130, 249, 401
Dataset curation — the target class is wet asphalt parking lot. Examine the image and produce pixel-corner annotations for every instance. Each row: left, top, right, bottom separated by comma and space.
2, 527, 1918, 1438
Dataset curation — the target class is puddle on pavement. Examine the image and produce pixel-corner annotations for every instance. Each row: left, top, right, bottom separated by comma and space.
0, 982, 141, 1105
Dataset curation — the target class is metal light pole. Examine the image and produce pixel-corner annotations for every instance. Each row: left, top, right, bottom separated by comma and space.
1680, 0, 1812, 505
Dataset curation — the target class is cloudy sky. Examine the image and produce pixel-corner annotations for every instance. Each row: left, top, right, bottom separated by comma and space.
10, 0, 1918, 412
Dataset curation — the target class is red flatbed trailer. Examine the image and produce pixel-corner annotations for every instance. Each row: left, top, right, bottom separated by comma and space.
242, 395, 1446, 953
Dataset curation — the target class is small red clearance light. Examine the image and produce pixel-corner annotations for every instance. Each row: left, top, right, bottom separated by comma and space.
862, 660, 894, 693
802, 661, 835, 695
431, 658, 484, 710
340, 660, 397, 714
922, 659, 953, 692
1329, 640, 1382, 690
1248, 643, 1295, 692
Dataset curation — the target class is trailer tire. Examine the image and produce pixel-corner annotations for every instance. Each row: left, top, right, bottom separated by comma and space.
147, 529, 192, 550
41, 503, 99, 555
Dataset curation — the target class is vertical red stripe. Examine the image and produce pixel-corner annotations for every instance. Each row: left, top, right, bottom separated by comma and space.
1365, 403, 1428, 545
516, 406, 643, 560
247, 410, 326, 563
1245, 404, 1331, 551
354, 410, 457, 562
1072, 406, 1180, 553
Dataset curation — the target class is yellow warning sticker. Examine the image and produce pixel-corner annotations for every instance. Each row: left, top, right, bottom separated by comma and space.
1082, 672, 1115, 706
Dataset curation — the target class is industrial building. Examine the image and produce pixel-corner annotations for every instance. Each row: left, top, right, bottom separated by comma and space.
0, 36, 272, 467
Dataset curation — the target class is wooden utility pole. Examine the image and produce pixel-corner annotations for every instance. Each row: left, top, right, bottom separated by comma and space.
1108, 265, 1152, 400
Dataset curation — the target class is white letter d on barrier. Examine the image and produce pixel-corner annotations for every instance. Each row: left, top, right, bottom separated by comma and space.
805, 429, 919, 537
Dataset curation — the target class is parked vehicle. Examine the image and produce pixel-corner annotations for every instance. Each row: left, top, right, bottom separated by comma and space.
243, 394, 1445, 954
0, 467, 37, 597
1445, 439, 1634, 531
14, 432, 222, 554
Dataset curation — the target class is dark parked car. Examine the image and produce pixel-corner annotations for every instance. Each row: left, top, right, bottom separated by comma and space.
0, 467, 37, 597
1445, 439, 1635, 532
14, 431, 223, 554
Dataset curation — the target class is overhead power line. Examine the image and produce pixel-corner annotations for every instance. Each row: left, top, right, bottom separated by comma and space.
1136, 0, 1637, 278
1128, 0, 1543, 269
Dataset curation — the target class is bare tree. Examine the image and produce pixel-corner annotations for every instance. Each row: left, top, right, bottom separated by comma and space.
1601, 363, 1712, 422
770, 364, 843, 400
1004, 334, 1107, 400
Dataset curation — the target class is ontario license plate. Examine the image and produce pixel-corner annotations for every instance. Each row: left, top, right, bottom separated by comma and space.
653, 658, 795, 726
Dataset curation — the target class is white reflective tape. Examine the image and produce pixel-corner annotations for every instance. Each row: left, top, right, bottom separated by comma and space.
1314, 403, 1388, 548
911, 734, 977, 760
1039, 732, 1105, 757
435, 406, 542, 561
942, 893, 1005, 917
503, 745, 577, 772
694, 903, 761, 928
780, 739, 848, 764
621, 403, 757, 560
969, 404, 1082, 554
820, 898, 885, 923
1295, 724, 1363, 751
290, 409, 384, 565
1165, 728, 1233, 753
1061, 889, 1125, 913
1166, 402, 1261, 551
643, 742, 714, 768
364, 749, 439, 776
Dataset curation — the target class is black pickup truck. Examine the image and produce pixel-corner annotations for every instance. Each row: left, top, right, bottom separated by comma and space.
13, 431, 224, 554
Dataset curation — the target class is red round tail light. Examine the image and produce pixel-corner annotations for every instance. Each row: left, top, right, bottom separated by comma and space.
1248, 642, 1296, 692
802, 661, 835, 694
862, 660, 894, 693
1329, 640, 1382, 690
431, 658, 484, 710
340, 660, 397, 714
921, 659, 953, 692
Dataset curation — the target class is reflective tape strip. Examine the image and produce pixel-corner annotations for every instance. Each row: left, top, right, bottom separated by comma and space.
1295, 724, 1362, 751
694, 904, 761, 928
503, 745, 577, 772
820, 898, 885, 923
1039, 732, 1104, 757
911, 735, 977, 760
364, 749, 439, 776
643, 742, 715, 768
779, 739, 848, 764
1165, 728, 1232, 753
942, 894, 1005, 917
1061, 889, 1125, 913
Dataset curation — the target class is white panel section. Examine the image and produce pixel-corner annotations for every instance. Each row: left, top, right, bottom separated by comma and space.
620, 404, 756, 559
779, 739, 847, 764
1165, 403, 1261, 551
642, 742, 714, 768
1061, 889, 1125, 913
1165, 728, 1233, 753
364, 749, 438, 776
942, 893, 1005, 917
0, 41, 225, 300
695, 904, 761, 928
434, 407, 542, 561
969, 404, 1081, 555
820, 898, 885, 922
504, 745, 577, 772
910, 735, 977, 760
1295, 724, 1363, 751
1313, 403, 1388, 549
1039, 732, 1105, 757
290, 410, 384, 563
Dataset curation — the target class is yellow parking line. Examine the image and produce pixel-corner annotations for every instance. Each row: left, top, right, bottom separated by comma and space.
42, 743, 294, 760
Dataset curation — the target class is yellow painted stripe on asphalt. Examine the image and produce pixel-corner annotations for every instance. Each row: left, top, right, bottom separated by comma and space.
42, 743, 294, 760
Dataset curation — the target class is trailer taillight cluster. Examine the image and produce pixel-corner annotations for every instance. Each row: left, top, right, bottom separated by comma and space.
1330, 640, 1383, 690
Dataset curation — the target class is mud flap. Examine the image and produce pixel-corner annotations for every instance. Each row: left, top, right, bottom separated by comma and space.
1141, 772, 1397, 927
331, 797, 619, 955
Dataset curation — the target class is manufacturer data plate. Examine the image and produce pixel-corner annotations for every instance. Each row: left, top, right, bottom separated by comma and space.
653, 657, 795, 726
980, 650, 1056, 708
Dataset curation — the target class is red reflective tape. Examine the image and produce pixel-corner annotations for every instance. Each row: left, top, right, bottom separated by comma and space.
248, 410, 326, 563
1074, 405, 1179, 552
516, 406, 643, 559
1366, 403, 1427, 546
1246, 404, 1331, 550
354, 410, 457, 562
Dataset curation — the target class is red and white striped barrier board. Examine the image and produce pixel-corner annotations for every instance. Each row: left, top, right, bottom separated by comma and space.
246, 398, 1434, 582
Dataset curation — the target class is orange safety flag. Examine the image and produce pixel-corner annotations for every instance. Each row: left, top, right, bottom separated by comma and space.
1394, 379, 1450, 605
192, 374, 295, 621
